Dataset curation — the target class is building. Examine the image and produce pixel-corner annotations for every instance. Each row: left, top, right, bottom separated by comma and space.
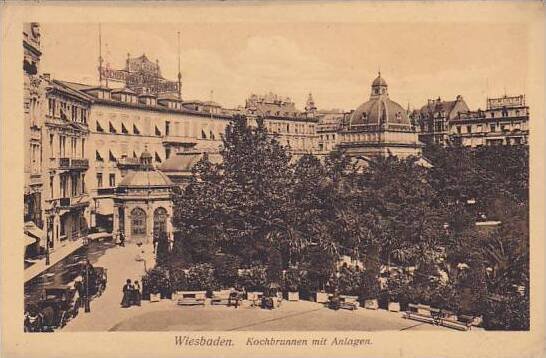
24, 22, 45, 255
449, 94, 529, 147
113, 149, 175, 243
316, 109, 346, 155
244, 92, 319, 156
338, 72, 423, 158
42, 78, 91, 250
411, 95, 470, 145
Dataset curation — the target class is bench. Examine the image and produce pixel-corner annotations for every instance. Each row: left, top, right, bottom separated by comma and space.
176, 291, 206, 306
210, 290, 232, 305
403, 304, 440, 325
339, 295, 359, 311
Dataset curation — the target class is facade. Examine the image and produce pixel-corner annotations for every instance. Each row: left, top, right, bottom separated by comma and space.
316, 109, 346, 155
338, 73, 423, 158
448, 95, 529, 147
245, 92, 319, 156
113, 150, 175, 243
411, 95, 470, 145
42, 79, 91, 250
23, 23, 45, 254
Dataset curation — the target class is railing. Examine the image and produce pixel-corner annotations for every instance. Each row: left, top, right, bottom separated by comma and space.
57, 194, 90, 208
52, 157, 89, 170
97, 187, 115, 196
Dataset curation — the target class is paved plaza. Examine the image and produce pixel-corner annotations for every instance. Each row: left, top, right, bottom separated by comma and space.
61, 242, 453, 332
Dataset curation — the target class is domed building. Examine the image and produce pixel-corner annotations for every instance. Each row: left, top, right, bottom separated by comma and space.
112, 148, 175, 243
338, 72, 423, 158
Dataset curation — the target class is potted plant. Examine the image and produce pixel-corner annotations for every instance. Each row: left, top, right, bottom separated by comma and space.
283, 268, 302, 301
360, 270, 380, 310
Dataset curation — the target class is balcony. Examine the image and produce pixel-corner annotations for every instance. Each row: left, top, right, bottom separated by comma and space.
51, 157, 89, 171
54, 194, 90, 209
96, 187, 115, 196
162, 135, 197, 147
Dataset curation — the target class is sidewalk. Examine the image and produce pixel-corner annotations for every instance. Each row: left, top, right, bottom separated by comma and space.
64, 241, 156, 331
24, 239, 83, 282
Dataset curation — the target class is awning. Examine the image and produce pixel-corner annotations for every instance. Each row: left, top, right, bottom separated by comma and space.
24, 222, 44, 240
25, 234, 38, 247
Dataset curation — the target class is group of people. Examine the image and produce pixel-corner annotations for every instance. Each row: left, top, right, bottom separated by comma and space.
121, 279, 142, 308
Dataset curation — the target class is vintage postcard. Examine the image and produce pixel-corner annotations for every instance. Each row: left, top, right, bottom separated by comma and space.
1, 1, 544, 357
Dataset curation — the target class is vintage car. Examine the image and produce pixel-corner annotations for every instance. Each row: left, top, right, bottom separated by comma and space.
37, 285, 80, 331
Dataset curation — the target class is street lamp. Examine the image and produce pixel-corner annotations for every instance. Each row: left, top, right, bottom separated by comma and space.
45, 217, 51, 266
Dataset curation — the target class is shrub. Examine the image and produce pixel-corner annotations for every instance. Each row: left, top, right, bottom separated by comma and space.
237, 266, 267, 291
185, 263, 218, 291
212, 254, 241, 288
359, 270, 380, 300
482, 292, 529, 330
283, 268, 303, 292
143, 266, 169, 295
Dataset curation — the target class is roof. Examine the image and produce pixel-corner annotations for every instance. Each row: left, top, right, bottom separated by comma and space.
118, 169, 174, 187
415, 96, 469, 120
372, 73, 387, 87
48, 80, 94, 102
350, 97, 411, 127
159, 151, 223, 173
112, 87, 137, 95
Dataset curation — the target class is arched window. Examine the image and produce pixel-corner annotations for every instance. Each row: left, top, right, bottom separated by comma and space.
153, 207, 168, 235
131, 208, 146, 236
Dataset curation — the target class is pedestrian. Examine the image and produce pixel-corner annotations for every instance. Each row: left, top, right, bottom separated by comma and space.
133, 280, 142, 306
74, 275, 84, 308
121, 279, 133, 308
119, 231, 125, 247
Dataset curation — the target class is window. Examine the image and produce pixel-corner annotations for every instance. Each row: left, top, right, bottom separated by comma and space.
109, 122, 117, 134
466, 126, 471, 133
490, 124, 496, 132
49, 134, 54, 157
96, 120, 104, 132
153, 207, 168, 234
50, 176, 54, 197
165, 148, 171, 159
71, 175, 77, 196
81, 139, 85, 158
96, 150, 103, 162
133, 124, 140, 135
48, 98, 56, 117
155, 152, 162, 163
109, 150, 117, 162
82, 174, 86, 193
109, 173, 116, 187
165, 121, 170, 136
97, 173, 103, 188
60, 175, 67, 197
201, 129, 207, 139
155, 125, 161, 136
131, 208, 147, 236
456, 126, 461, 134
121, 123, 129, 134
491, 112, 495, 118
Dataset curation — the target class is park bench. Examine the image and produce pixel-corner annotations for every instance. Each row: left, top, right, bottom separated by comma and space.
339, 295, 359, 310
176, 291, 206, 306
211, 290, 232, 305
403, 304, 440, 325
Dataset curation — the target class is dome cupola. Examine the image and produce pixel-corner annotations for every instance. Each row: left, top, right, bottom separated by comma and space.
371, 71, 388, 97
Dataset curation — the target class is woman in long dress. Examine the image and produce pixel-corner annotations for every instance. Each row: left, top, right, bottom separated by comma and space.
121, 279, 133, 308
133, 280, 142, 306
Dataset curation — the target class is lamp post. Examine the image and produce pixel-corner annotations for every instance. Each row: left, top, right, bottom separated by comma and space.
83, 236, 91, 313
45, 217, 51, 266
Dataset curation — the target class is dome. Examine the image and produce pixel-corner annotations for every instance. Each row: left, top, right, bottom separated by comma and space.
350, 97, 411, 126
349, 73, 412, 128
118, 170, 173, 187
372, 73, 387, 87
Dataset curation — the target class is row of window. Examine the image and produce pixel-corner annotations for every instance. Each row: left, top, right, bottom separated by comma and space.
96, 150, 163, 163
95, 119, 223, 140
454, 122, 523, 135
266, 121, 315, 135
48, 98, 88, 123
49, 173, 86, 199
96, 173, 116, 188
49, 133, 85, 159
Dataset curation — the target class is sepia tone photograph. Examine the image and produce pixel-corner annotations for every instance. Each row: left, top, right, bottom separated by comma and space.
2, 1, 545, 358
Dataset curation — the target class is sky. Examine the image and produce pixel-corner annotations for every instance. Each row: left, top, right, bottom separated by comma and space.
40, 19, 529, 112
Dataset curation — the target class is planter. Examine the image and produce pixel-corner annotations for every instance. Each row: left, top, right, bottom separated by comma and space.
364, 299, 379, 310
150, 293, 161, 302
388, 301, 401, 312
288, 291, 299, 301
316, 291, 330, 303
